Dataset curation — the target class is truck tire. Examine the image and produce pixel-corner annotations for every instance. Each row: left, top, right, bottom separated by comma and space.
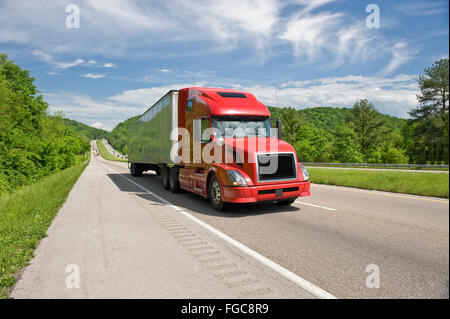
130, 163, 142, 177
161, 166, 170, 190
169, 166, 181, 193
208, 175, 228, 212
276, 198, 297, 206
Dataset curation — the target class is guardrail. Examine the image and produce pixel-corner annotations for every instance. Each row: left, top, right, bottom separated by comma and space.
302, 162, 449, 169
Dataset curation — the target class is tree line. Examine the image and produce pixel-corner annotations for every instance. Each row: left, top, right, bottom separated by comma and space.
0, 54, 90, 194
269, 59, 449, 164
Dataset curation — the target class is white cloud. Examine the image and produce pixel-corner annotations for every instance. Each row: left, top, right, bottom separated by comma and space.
91, 122, 103, 129
103, 63, 115, 68
380, 42, 415, 75
240, 74, 419, 118
280, 12, 343, 60
44, 75, 419, 132
32, 50, 86, 69
0, 0, 405, 71
54, 58, 86, 69
81, 73, 106, 79
397, 1, 448, 16
109, 82, 207, 106
91, 122, 112, 131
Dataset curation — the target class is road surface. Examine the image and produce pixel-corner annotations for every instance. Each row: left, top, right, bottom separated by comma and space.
11, 146, 449, 299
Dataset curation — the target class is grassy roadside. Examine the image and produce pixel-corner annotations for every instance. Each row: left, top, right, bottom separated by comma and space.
96, 140, 128, 162
309, 168, 449, 198
305, 164, 449, 171
0, 162, 88, 298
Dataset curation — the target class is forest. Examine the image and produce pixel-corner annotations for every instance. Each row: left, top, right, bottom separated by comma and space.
0, 54, 90, 194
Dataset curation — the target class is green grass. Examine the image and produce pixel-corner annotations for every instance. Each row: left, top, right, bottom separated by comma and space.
96, 140, 127, 162
305, 164, 449, 171
0, 163, 88, 298
309, 168, 449, 198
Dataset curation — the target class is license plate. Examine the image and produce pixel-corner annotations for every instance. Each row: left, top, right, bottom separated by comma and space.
275, 189, 283, 196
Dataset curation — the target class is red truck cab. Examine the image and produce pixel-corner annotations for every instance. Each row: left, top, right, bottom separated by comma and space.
174, 87, 310, 211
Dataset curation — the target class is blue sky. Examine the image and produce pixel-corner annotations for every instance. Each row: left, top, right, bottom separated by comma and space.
0, 0, 448, 130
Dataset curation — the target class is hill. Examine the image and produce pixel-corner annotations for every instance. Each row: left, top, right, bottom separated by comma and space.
61, 118, 110, 141
107, 106, 407, 163
268, 106, 406, 132
108, 115, 140, 155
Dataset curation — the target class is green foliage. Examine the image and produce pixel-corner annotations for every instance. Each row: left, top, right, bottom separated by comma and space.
309, 168, 449, 198
96, 140, 127, 162
332, 126, 364, 163
108, 115, 139, 155
268, 103, 406, 164
0, 163, 87, 298
345, 99, 388, 162
407, 58, 449, 164
0, 53, 89, 194
61, 118, 110, 141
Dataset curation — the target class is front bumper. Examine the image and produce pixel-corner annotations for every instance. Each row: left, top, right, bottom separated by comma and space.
222, 181, 311, 203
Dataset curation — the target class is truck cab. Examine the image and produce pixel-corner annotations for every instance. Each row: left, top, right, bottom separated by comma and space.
175, 87, 310, 211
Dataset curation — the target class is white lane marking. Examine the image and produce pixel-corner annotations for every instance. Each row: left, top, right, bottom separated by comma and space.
295, 200, 337, 211
313, 184, 449, 204
98, 162, 336, 299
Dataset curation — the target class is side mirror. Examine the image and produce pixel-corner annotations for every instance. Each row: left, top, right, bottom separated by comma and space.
276, 119, 282, 140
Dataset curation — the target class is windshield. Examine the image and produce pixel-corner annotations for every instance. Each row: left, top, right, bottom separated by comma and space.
211, 116, 273, 138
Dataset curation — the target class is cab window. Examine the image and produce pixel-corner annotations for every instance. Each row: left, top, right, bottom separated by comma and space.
186, 99, 193, 112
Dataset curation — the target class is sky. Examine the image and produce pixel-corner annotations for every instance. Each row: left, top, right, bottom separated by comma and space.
0, 0, 448, 131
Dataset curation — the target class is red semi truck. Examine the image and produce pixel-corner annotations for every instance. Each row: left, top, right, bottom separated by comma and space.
128, 87, 310, 211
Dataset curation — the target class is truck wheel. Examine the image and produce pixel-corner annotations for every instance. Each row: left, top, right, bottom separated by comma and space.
169, 167, 181, 193
130, 163, 142, 177
276, 198, 297, 206
208, 175, 228, 212
161, 166, 170, 190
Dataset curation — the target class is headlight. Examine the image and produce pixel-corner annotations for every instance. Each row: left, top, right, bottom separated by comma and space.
300, 165, 309, 181
227, 170, 248, 186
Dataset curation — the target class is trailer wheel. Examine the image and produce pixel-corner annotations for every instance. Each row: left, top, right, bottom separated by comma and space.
161, 166, 170, 190
130, 163, 142, 177
208, 175, 228, 212
276, 198, 296, 206
169, 167, 181, 193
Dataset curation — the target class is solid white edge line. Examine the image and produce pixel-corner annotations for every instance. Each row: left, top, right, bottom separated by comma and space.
295, 200, 337, 211
98, 161, 337, 299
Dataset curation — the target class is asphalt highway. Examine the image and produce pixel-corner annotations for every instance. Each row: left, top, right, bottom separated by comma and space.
100, 158, 449, 299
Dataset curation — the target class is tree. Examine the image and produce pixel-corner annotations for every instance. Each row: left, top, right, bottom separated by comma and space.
345, 99, 387, 162
408, 58, 449, 163
0, 53, 89, 194
332, 126, 364, 163
280, 107, 303, 146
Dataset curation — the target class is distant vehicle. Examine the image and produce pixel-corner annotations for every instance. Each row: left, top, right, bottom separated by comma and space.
127, 88, 310, 211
